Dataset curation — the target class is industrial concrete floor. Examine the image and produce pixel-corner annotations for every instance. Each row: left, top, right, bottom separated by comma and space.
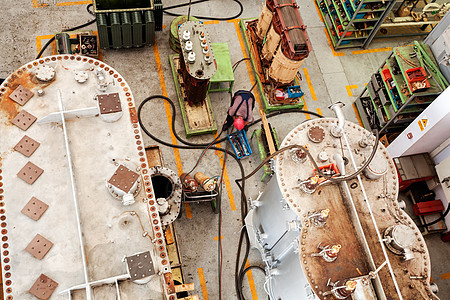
1, 0, 449, 299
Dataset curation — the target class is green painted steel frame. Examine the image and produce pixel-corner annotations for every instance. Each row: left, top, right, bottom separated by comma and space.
252, 128, 280, 181
208, 43, 235, 93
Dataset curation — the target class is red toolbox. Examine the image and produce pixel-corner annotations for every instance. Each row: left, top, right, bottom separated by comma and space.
381, 68, 392, 82
405, 67, 430, 92
413, 200, 444, 216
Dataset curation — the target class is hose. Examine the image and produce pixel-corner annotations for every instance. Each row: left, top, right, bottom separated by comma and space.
238, 265, 265, 297
137, 94, 250, 299
237, 129, 380, 184
136, 94, 324, 299
163, 0, 244, 21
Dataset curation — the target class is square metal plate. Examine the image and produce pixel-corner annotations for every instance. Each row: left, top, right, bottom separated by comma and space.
108, 164, 139, 193
25, 234, 53, 260
17, 161, 44, 185
11, 110, 37, 131
29, 274, 58, 300
14, 135, 40, 157
98, 93, 122, 114
9, 84, 34, 106
125, 251, 155, 281
21, 197, 49, 221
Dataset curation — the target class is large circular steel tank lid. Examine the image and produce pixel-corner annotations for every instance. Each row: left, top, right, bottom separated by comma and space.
275, 117, 399, 217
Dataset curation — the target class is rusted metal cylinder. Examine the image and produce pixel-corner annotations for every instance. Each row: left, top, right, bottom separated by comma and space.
256, 4, 273, 42
181, 173, 198, 192
194, 172, 216, 192
262, 25, 280, 62
269, 44, 304, 85
179, 56, 210, 106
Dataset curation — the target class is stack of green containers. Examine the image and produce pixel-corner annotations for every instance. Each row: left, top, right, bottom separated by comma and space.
94, 0, 163, 49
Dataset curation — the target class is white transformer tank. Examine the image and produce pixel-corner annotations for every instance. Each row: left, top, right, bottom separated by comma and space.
245, 102, 438, 300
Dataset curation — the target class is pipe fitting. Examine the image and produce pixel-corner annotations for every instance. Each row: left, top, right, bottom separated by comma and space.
328, 102, 346, 137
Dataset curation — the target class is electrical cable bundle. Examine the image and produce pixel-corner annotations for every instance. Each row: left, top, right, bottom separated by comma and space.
31, 2, 384, 298
137, 94, 382, 299
163, 0, 244, 21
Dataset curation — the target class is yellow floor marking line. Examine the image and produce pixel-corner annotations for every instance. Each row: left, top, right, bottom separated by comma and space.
316, 108, 322, 116
197, 268, 209, 300
321, 28, 390, 56
33, 0, 48, 7
245, 260, 259, 299
36, 34, 54, 54
213, 236, 224, 241
203, 20, 220, 25
301, 95, 311, 120
185, 203, 193, 219
313, 0, 324, 23
153, 40, 193, 217
441, 272, 450, 280
303, 68, 317, 101
351, 47, 392, 55
352, 103, 364, 127
153, 40, 183, 175
345, 84, 358, 97
56, 0, 92, 6
323, 29, 345, 57
214, 140, 236, 211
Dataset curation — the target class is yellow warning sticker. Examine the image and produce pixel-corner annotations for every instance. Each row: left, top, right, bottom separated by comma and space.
418, 116, 428, 131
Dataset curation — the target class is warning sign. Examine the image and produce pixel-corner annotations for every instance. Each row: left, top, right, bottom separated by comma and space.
418, 116, 428, 131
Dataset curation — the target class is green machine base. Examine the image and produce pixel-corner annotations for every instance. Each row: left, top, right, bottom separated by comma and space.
239, 18, 304, 113
169, 54, 218, 138
252, 127, 280, 181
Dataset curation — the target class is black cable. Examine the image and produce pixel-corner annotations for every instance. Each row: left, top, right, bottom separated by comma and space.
36, 4, 96, 59
239, 265, 265, 288
169, 109, 324, 149
232, 58, 250, 72
218, 128, 229, 300
237, 128, 379, 184
86, 3, 95, 16
36, 37, 56, 60
163, 0, 243, 21
237, 265, 265, 299
187, 0, 192, 21
137, 94, 250, 299
419, 203, 450, 227
163, 0, 208, 11
136, 94, 323, 300
180, 132, 223, 184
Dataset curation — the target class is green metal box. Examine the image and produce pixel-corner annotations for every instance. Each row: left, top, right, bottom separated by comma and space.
93, 0, 162, 49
